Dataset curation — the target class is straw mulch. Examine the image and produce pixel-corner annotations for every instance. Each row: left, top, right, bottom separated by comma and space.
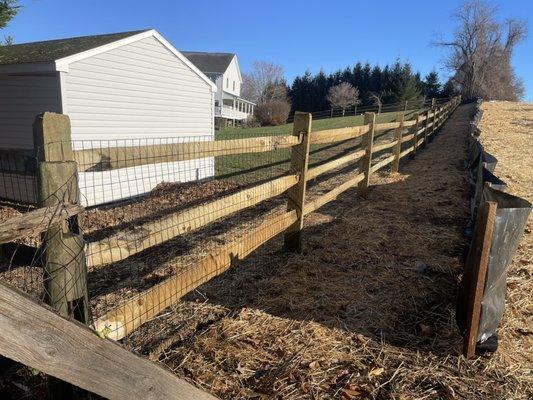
123, 104, 531, 399
477, 101, 533, 385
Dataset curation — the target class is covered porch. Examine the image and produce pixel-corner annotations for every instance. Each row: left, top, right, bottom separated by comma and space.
215, 94, 255, 121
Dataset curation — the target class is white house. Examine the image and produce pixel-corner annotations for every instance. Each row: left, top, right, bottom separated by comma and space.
0, 29, 217, 206
181, 51, 255, 126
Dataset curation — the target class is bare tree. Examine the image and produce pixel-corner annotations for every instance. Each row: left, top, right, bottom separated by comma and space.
436, 0, 526, 101
369, 92, 385, 114
326, 83, 360, 116
255, 83, 292, 126
242, 61, 291, 126
242, 61, 285, 104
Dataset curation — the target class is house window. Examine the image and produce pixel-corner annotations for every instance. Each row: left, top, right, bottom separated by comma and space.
215, 100, 219, 106
226, 78, 229, 88
233, 81, 235, 91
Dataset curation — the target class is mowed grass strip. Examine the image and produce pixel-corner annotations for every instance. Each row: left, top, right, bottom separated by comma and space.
215, 111, 417, 185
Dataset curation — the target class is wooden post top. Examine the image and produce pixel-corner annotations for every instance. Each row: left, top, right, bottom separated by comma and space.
33, 112, 73, 162
292, 112, 312, 136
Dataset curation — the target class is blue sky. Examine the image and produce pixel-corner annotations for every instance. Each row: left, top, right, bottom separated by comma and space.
4, 0, 533, 100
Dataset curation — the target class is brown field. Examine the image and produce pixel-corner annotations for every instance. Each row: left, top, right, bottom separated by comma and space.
120, 103, 531, 399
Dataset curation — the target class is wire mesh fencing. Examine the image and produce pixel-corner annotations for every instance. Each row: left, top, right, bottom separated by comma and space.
286, 96, 449, 122
0, 98, 460, 345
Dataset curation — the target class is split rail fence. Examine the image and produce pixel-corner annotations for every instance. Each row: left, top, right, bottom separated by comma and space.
0, 96, 460, 397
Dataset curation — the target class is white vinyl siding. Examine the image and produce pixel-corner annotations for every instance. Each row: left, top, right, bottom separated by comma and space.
0, 74, 61, 149
63, 36, 215, 206
221, 57, 241, 97
0, 74, 60, 204
64, 36, 213, 140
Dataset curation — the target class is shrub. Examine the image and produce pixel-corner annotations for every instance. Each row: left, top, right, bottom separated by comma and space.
256, 99, 291, 126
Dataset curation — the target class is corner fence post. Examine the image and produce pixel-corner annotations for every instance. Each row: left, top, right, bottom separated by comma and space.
392, 113, 404, 173
410, 112, 420, 158
283, 112, 312, 253
357, 112, 375, 197
33, 113, 89, 324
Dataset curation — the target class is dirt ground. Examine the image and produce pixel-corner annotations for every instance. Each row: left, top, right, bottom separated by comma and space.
117, 103, 530, 399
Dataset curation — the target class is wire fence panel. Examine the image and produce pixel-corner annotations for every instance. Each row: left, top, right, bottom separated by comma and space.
0, 97, 460, 349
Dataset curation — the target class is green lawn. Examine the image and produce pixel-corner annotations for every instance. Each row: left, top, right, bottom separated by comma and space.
215, 110, 415, 186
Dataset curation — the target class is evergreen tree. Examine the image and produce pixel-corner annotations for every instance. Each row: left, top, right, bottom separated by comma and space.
440, 79, 457, 98
389, 61, 423, 103
423, 71, 441, 98
0, 0, 19, 29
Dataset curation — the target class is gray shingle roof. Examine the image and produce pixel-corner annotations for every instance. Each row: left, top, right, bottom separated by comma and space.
181, 51, 234, 74
0, 30, 150, 65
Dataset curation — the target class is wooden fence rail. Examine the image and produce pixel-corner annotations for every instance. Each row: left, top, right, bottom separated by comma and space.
0, 281, 216, 400
0, 203, 83, 244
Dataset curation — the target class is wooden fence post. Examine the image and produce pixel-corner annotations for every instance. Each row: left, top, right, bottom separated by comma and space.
283, 112, 312, 252
392, 113, 404, 173
33, 113, 89, 324
357, 112, 375, 197
431, 98, 437, 136
423, 108, 430, 146
462, 200, 498, 359
411, 112, 420, 158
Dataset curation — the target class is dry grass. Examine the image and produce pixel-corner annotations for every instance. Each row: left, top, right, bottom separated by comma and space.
122, 104, 531, 399
477, 100, 533, 387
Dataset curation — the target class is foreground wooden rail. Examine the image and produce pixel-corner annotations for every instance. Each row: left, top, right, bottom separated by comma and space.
0, 281, 216, 400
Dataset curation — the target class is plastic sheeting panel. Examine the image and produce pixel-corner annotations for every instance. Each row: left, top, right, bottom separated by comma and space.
458, 133, 531, 353
477, 187, 531, 342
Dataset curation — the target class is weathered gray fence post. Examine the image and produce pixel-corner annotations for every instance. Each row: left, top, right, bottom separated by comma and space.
358, 112, 376, 197
392, 113, 404, 173
33, 112, 89, 324
284, 112, 312, 253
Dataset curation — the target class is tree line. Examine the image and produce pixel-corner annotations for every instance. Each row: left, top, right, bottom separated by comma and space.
287, 61, 454, 113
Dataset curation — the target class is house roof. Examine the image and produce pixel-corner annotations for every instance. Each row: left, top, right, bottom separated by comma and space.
181, 51, 235, 74
0, 30, 217, 92
0, 30, 150, 65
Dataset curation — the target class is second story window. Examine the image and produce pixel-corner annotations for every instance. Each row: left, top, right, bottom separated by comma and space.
226, 78, 229, 88
233, 81, 235, 91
